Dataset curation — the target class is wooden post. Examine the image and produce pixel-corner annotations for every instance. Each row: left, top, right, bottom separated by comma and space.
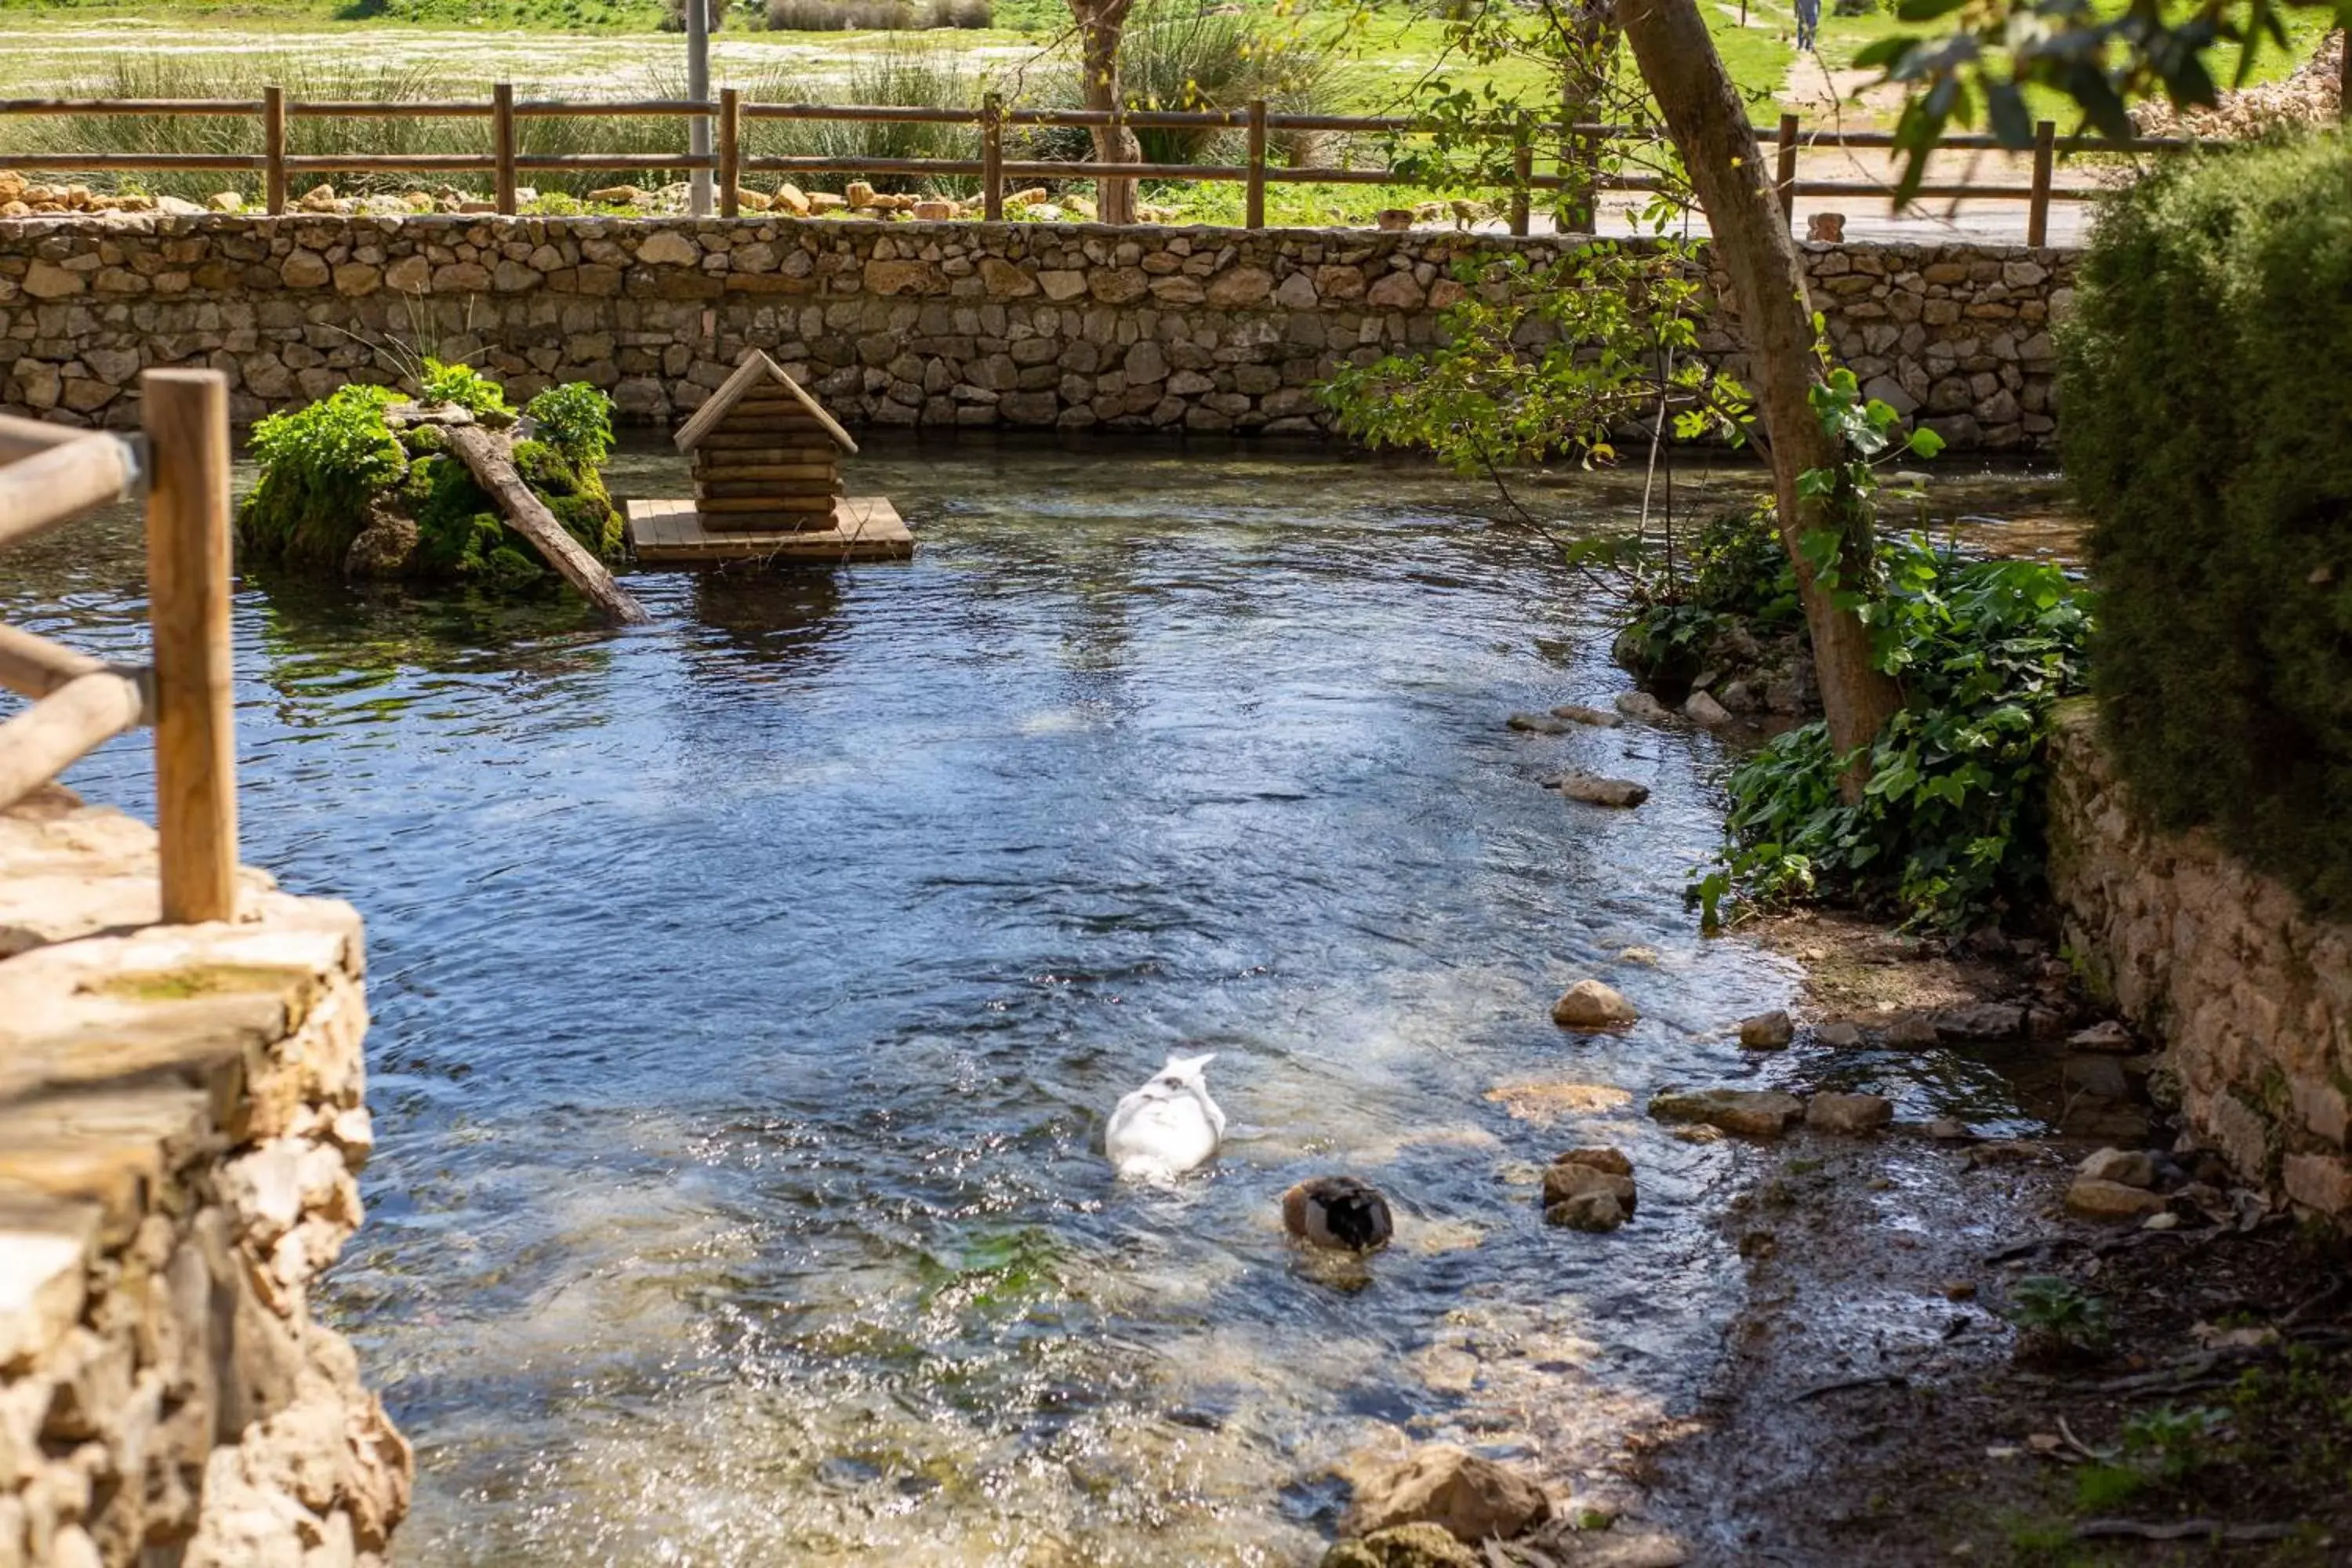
719, 87, 740, 218
1245, 98, 1267, 230
263, 85, 287, 215
982, 92, 1004, 221
2027, 118, 2056, 248
493, 82, 517, 216
1509, 132, 1532, 237
142, 370, 238, 926
1775, 111, 1798, 227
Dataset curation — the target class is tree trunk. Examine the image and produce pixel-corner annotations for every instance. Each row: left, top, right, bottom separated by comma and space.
1075, 0, 1142, 225
441, 423, 650, 626
1616, 0, 1900, 782
1555, 0, 1618, 234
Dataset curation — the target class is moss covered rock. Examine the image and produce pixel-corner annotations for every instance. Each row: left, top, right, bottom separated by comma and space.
236, 364, 623, 588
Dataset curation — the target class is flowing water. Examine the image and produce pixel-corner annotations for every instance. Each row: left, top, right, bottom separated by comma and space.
2, 438, 2070, 1566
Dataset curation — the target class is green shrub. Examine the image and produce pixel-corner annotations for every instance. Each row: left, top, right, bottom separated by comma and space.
1693, 535, 2093, 932
419, 359, 511, 419
2060, 131, 2352, 918
524, 382, 615, 467
238, 385, 407, 568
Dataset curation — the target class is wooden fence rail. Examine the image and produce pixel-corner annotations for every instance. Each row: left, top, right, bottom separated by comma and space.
0, 87, 2208, 238
0, 372, 238, 923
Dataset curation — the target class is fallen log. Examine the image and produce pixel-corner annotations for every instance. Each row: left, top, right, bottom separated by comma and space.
439, 422, 650, 626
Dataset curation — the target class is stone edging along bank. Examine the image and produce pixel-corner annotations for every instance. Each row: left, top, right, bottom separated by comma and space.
2049, 702, 2352, 1226
0, 216, 2070, 451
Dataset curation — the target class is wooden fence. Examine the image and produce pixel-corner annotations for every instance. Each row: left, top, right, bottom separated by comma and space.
0, 371, 238, 924
0, 89, 2199, 244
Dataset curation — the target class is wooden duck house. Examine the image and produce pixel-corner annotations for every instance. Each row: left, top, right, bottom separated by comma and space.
624, 349, 913, 565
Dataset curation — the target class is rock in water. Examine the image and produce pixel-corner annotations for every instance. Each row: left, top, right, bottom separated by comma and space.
1104, 1052, 1225, 1181
1341, 1444, 1552, 1542
1321, 1523, 1479, 1568
1556, 771, 1650, 808
1816, 1021, 1865, 1048
1684, 689, 1733, 726
1283, 1176, 1395, 1253
1614, 690, 1671, 723
1649, 1088, 1806, 1138
1806, 1093, 1893, 1134
1542, 1149, 1637, 1230
1548, 702, 1624, 728
1552, 979, 1639, 1029
1506, 711, 1572, 733
2068, 1019, 2136, 1053
1737, 1010, 1795, 1049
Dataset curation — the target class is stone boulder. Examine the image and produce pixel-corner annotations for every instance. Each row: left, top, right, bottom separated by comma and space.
1341, 1445, 1552, 1542
1507, 710, 1573, 734
1613, 690, 1671, 724
1684, 690, 1733, 726
1649, 1088, 1806, 1138
1552, 979, 1639, 1029
1737, 1010, 1794, 1050
1549, 702, 1623, 728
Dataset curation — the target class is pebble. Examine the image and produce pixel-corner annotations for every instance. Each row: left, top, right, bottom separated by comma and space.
1815, 1021, 1865, 1048
1548, 702, 1623, 728
1933, 1002, 2027, 1041
1737, 1010, 1795, 1050
1926, 1116, 1971, 1141
2141, 1211, 2180, 1231
1619, 946, 1661, 965
1942, 1279, 1977, 1301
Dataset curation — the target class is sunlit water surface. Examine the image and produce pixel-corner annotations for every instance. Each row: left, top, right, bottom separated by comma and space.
2, 437, 2069, 1566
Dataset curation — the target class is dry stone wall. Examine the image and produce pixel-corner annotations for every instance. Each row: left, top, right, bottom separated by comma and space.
0, 215, 2069, 450
2048, 703, 2352, 1225
0, 786, 412, 1568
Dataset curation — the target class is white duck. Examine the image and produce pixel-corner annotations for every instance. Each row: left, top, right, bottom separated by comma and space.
1104, 1052, 1225, 1181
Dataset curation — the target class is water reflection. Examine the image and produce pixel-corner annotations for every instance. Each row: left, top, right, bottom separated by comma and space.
0, 436, 2074, 1566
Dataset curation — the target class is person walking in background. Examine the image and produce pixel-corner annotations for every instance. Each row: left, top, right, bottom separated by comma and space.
1795, 0, 1820, 49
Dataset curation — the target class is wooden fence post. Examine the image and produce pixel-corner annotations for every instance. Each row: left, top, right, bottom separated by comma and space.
982, 92, 1004, 221
2027, 118, 2056, 248
1775, 111, 1798, 227
493, 82, 517, 215
1508, 132, 1532, 237
263, 85, 287, 215
719, 87, 740, 217
1245, 98, 1267, 230
143, 370, 238, 926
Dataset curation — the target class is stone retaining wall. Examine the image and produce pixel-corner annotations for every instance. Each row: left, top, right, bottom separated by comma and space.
0, 786, 411, 1567
0, 215, 2070, 450
2048, 702, 2352, 1225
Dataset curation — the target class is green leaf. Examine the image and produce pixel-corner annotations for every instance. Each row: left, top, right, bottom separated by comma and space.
1907, 426, 1947, 459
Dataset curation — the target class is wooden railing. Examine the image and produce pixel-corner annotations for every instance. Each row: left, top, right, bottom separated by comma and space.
0, 372, 238, 924
0, 89, 2198, 241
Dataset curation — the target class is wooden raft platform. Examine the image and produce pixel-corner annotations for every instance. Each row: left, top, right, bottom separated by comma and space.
626, 497, 913, 565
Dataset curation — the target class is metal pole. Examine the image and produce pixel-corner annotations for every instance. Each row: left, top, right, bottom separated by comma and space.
687, 0, 713, 217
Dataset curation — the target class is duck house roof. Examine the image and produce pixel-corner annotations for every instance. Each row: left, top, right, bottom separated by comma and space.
673, 348, 860, 456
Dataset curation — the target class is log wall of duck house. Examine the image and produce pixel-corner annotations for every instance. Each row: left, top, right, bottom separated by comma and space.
691, 389, 844, 532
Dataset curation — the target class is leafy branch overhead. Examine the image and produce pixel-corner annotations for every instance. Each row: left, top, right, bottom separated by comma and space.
1858, 0, 2352, 200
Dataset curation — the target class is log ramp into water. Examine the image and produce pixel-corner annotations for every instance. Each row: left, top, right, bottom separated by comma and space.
384, 403, 650, 626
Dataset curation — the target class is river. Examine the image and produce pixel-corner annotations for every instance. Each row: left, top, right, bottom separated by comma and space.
1, 437, 2068, 1565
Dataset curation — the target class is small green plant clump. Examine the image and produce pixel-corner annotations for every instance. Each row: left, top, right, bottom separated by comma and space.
238, 362, 622, 586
